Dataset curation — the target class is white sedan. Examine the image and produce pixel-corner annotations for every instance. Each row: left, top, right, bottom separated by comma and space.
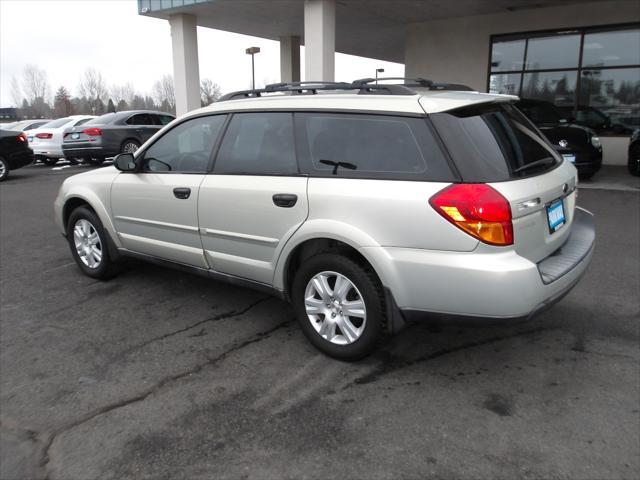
29, 115, 95, 165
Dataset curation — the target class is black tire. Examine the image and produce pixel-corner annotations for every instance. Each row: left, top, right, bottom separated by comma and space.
87, 157, 105, 165
291, 253, 387, 360
120, 139, 140, 154
41, 157, 59, 166
0, 156, 9, 181
578, 170, 596, 181
66, 207, 119, 280
628, 145, 640, 177
68, 157, 83, 165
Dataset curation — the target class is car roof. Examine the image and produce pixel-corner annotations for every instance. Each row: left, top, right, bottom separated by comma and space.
187, 90, 516, 118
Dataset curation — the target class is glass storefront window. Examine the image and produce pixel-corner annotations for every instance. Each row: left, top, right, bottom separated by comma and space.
525, 34, 581, 70
490, 40, 525, 72
522, 71, 577, 106
489, 73, 521, 95
578, 68, 640, 135
489, 26, 640, 136
583, 29, 640, 68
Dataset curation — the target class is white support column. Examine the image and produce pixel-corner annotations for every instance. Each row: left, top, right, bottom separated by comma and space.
304, 0, 335, 82
169, 13, 200, 116
280, 36, 301, 83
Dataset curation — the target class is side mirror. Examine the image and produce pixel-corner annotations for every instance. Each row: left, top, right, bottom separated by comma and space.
114, 153, 136, 172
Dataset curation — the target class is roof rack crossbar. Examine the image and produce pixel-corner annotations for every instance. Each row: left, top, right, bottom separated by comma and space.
353, 77, 434, 87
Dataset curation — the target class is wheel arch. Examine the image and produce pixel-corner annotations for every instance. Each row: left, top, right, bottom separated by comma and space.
60, 190, 121, 249
120, 137, 141, 153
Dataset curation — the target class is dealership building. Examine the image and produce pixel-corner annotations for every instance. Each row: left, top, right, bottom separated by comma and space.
138, 0, 640, 165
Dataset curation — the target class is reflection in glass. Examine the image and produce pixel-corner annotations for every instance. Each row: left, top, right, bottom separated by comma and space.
522, 71, 577, 106
491, 40, 525, 72
582, 29, 640, 68
578, 68, 640, 135
489, 73, 521, 95
526, 34, 580, 70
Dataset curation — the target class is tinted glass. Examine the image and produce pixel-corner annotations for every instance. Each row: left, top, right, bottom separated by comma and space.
516, 102, 565, 124
525, 34, 580, 69
578, 67, 640, 135
522, 71, 577, 106
158, 115, 174, 125
215, 113, 296, 175
142, 115, 226, 173
583, 29, 640, 68
85, 113, 118, 125
297, 113, 453, 181
489, 73, 521, 95
74, 118, 92, 127
127, 113, 154, 126
491, 40, 525, 72
430, 103, 559, 182
25, 121, 48, 130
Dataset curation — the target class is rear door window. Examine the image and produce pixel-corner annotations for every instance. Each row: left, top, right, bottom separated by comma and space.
430, 103, 560, 182
214, 112, 297, 175
296, 113, 454, 181
126, 114, 154, 126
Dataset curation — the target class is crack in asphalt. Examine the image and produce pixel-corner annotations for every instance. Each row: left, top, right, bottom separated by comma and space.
41, 317, 294, 480
115, 296, 272, 358
347, 326, 558, 388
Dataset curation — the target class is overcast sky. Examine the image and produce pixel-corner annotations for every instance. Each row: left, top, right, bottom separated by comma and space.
0, 0, 404, 106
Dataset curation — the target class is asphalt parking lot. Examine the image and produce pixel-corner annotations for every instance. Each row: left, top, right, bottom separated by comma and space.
1, 162, 639, 480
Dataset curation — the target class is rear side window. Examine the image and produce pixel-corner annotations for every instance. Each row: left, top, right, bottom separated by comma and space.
126, 114, 154, 126
214, 112, 297, 175
41, 117, 72, 128
157, 114, 175, 125
430, 103, 560, 182
74, 118, 92, 127
296, 113, 454, 181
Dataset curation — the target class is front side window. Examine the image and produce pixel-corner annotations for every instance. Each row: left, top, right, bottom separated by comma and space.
142, 115, 226, 173
214, 112, 297, 175
297, 113, 454, 181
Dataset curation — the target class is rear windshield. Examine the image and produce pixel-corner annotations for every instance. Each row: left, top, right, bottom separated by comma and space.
430, 102, 560, 182
41, 117, 72, 128
85, 113, 120, 125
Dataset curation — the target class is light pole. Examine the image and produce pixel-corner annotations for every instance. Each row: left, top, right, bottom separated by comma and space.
246, 46, 261, 89
375, 68, 385, 84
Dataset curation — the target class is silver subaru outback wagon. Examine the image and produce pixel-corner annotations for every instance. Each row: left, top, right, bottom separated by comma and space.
54, 79, 595, 360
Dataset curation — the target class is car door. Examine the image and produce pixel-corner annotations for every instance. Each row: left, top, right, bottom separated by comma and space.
198, 112, 308, 285
125, 113, 158, 143
111, 114, 227, 268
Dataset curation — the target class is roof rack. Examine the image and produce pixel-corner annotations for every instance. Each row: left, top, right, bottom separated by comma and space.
353, 77, 473, 91
218, 81, 417, 101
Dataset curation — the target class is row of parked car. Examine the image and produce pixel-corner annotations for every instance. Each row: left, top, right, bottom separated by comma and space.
0, 110, 175, 180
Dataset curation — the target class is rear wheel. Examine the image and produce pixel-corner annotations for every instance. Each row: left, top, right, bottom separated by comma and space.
121, 139, 140, 154
66, 207, 119, 279
68, 157, 83, 165
0, 156, 9, 181
41, 157, 59, 166
291, 253, 387, 360
629, 145, 640, 177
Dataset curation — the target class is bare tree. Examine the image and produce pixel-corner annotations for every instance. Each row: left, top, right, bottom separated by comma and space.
10, 76, 23, 107
22, 64, 51, 104
152, 75, 175, 113
78, 68, 107, 105
200, 78, 222, 106
110, 82, 136, 106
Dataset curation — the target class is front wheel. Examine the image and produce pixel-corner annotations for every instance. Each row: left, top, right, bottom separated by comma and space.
66, 207, 119, 279
121, 140, 140, 154
0, 156, 9, 181
291, 253, 387, 360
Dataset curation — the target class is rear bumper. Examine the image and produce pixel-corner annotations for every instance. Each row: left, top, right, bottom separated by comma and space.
7, 149, 34, 169
62, 145, 111, 159
362, 207, 595, 321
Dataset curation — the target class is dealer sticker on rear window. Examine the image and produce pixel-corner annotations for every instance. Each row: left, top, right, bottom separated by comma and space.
547, 199, 566, 233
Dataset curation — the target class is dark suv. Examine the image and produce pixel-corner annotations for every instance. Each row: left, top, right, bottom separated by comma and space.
516, 99, 602, 179
61, 110, 175, 164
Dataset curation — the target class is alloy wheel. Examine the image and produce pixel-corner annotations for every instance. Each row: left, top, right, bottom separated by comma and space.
122, 142, 139, 154
73, 219, 103, 269
304, 271, 366, 345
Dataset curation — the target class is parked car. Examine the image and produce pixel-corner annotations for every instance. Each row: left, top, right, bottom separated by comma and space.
629, 129, 640, 176
516, 99, 602, 180
0, 129, 34, 181
557, 105, 631, 135
4, 119, 53, 133
54, 79, 595, 360
28, 115, 95, 165
61, 110, 175, 164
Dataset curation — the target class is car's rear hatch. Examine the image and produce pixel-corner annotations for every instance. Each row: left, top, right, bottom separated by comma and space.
427, 99, 578, 263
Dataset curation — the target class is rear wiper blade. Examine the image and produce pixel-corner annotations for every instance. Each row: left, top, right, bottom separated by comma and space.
319, 159, 358, 175
512, 156, 556, 174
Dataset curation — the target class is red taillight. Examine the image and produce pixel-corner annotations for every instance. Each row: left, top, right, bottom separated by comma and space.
429, 183, 513, 246
82, 128, 102, 136
35, 132, 52, 139
17, 133, 27, 143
